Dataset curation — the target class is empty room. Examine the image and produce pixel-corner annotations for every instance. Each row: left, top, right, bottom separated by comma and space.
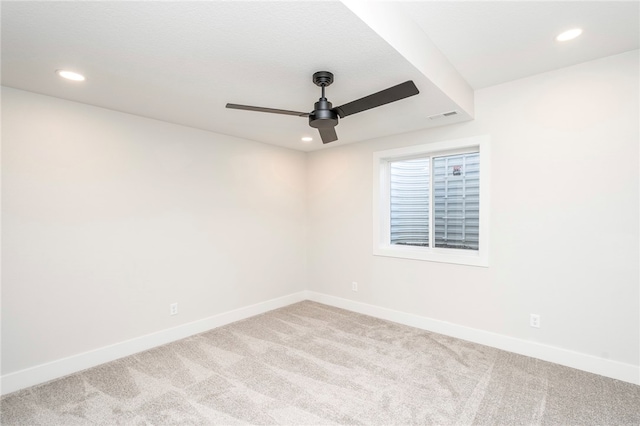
1, 1, 639, 424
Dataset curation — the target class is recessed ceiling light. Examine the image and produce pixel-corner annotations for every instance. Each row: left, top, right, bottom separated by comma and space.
301, 137, 313, 142
56, 70, 86, 81
556, 28, 583, 42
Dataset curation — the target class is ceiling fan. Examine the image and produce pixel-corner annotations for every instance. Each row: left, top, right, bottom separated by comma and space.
226, 71, 419, 144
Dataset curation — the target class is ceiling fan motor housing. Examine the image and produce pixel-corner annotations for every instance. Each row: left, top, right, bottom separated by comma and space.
309, 99, 338, 129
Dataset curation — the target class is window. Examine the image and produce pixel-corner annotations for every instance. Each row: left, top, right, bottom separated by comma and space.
373, 135, 489, 267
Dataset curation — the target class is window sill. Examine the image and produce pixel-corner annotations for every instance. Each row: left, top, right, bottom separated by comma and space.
373, 244, 489, 267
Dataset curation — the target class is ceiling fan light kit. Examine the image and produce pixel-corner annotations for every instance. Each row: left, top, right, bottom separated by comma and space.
226, 71, 419, 144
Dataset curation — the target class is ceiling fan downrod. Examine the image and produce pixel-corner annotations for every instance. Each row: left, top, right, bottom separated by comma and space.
309, 72, 338, 129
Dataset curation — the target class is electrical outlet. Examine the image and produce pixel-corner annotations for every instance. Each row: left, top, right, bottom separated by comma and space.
530, 314, 540, 328
170, 303, 178, 316
352, 282, 358, 292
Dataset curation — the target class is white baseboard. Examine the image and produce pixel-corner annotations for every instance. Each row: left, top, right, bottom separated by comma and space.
307, 291, 640, 386
1, 291, 308, 396
3, 290, 638, 396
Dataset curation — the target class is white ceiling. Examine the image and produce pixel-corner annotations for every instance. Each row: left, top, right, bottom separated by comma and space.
2, 1, 638, 152
401, 1, 640, 89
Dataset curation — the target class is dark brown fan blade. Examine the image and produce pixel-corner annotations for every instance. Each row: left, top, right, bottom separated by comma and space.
334, 81, 419, 118
318, 126, 338, 144
226, 103, 310, 117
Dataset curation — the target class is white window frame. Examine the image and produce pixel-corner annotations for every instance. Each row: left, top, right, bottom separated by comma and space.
373, 135, 490, 267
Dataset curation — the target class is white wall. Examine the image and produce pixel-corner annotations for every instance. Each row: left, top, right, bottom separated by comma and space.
307, 51, 639, 369
1, 87, 307, 375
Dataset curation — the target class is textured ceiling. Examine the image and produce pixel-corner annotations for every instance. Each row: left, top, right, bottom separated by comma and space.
400, 1, 640, 89
2, 1, 638, 151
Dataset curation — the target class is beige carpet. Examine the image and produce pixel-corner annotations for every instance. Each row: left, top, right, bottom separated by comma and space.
2, 301, 639, 425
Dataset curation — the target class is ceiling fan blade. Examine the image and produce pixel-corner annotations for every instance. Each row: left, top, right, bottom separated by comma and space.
226, 103, 310, 117
334, 80, 419, 118
318, 126, 338, 144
